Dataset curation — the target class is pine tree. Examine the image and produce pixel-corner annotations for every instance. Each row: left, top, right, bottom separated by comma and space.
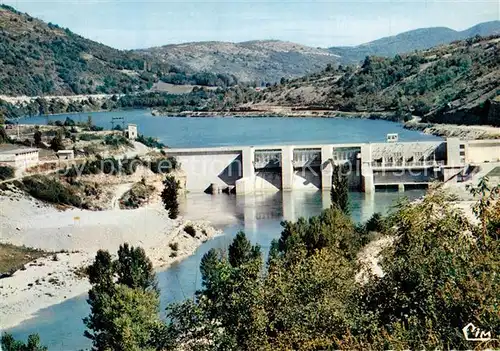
330, 164, 350, 214
161, 175, 180, 219
200, 248, 221, 286
228, 231, 261, 268
115, 243, 157, 292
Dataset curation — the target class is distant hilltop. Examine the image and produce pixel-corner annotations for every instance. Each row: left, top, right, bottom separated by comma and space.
329, 21, 500, 63
137, 40, 338, 85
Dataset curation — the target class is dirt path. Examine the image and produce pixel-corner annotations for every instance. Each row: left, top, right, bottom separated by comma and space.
111, 183, 134, 209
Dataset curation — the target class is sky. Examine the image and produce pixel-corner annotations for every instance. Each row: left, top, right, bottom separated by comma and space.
1, 0, 499, 49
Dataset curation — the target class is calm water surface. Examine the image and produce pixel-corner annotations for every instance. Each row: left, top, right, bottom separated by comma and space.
9, 110, 436, 349
18, 109, 440, 147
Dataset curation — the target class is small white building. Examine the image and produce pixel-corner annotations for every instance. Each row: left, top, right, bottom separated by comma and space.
56, 149, 75, 160
386, 133, 399, 143
126, 124, 138, 140
0, 147, 40, 170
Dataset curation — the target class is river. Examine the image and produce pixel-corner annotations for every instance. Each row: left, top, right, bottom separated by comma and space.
7, 110, 439, 349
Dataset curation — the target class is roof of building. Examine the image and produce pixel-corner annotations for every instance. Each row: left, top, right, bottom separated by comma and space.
56, 149, 74, 153
0, 145, 39, 155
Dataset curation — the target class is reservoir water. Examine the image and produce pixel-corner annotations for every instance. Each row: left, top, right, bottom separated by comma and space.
18, 109, 440, 147
8, 110, 439, 349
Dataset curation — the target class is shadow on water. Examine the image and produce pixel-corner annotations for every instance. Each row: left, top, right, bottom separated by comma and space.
7, 189, 425, 350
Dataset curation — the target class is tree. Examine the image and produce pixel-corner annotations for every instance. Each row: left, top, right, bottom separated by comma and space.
161, 175, 179, 219
86, 115, 93, 129
154, 185, 500, 350
50, 130, 64, 152
115, 243, 157, 291
330, 164, 350, 214
0, 126, 10, 144
1, 334, 47, 351
93, 285, 160, 351
228, 231, 261, 268
365, 212, 384, 233
64, 117, 75, 127
33, 128, 42, 145
352, 189, 500, 350
200, 248, 221, 287
466, 176, 500, 243
84, 244, 161, 351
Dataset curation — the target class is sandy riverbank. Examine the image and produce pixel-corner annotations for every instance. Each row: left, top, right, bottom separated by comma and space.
0, 191, 221, 330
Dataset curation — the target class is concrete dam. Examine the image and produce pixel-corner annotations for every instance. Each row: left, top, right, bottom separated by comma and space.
164, 138, 500, 194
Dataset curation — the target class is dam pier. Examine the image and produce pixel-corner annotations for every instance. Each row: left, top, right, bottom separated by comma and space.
164, 138, 500, 194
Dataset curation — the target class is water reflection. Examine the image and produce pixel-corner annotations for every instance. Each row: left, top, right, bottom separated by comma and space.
8, 189, 424, 351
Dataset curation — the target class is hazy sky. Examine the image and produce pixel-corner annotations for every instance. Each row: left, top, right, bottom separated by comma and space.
2, 0, 499, 49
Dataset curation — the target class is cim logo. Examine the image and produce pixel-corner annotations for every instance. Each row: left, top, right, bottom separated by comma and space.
462, 322, 496, 342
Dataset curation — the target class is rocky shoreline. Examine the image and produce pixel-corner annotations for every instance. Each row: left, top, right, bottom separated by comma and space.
404, 120, 500, 140
151, 107, 396, 119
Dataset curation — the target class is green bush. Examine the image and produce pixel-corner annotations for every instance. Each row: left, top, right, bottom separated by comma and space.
136, 134, 165, 149
60, 156, 139, 178
119, 181, 155, 209
20, 175, 82, 207
365, 212, 385, 232
104, 134, 132, 149
0, 165, 15, 181
50, 132, 64, 152
79, 133, 102, 141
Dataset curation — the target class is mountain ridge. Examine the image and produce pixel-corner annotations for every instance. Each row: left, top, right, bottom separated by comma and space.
329, 21, 500, 63
1, 2, 499, 97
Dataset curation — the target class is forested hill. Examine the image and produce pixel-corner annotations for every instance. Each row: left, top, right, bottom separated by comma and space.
247, 35, 500, 125
0, 5, 182, 96
329, 21, 500, 63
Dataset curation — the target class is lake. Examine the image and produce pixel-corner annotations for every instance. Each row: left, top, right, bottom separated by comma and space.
18, 109, 440, 147
8, 110, 438, 349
